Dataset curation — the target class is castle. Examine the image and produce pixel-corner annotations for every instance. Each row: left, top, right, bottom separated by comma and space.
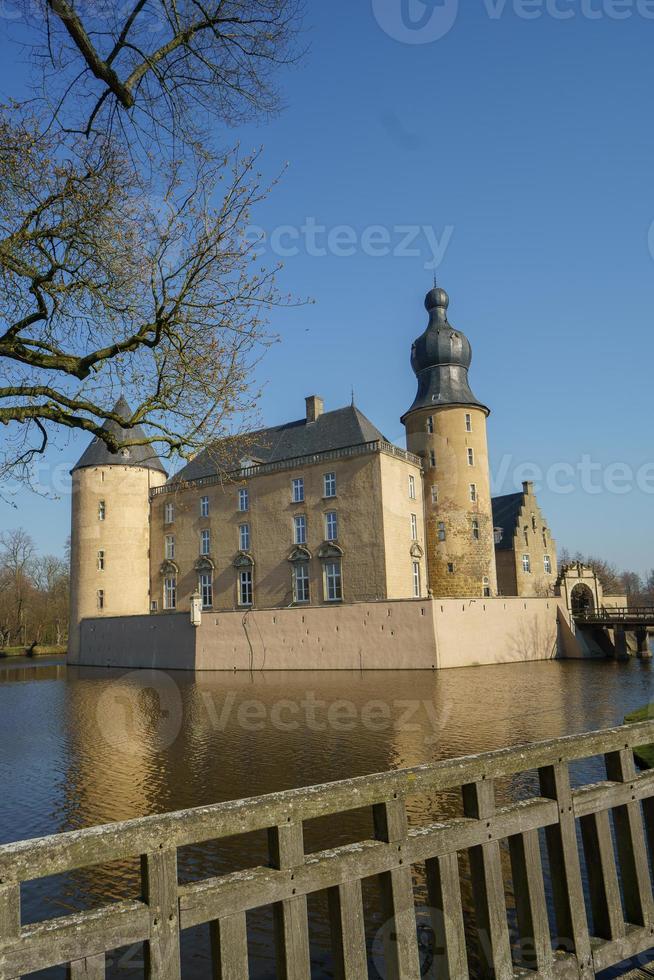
68, 286, 560, 664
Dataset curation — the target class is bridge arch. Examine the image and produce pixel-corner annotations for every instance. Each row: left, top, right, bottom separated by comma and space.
571, 583, 595, 616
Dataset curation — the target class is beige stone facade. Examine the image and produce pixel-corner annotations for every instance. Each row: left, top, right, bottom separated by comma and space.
149, 441, 426, 613
493, 482, 558, 597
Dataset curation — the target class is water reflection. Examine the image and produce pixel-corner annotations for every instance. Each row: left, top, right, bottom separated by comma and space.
1, 659, 653, 977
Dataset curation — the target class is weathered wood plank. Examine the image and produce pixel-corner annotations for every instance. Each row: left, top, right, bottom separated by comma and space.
425, 851, 467, 979
209, 912, 249, 980
463, 779, 513, 979
4, 719, 654, 883
573, 771, 654, 818
580, 809, 624, 941
67, 954, 105, 979
0, 901, 150, 977
539, 763, 593, 979
508, 829, 553, 972
604, 748, 654, 928
373, 797, 421, 980
268, 822, 310, 980
327, 879, 367, 980
141, 849, 181, 980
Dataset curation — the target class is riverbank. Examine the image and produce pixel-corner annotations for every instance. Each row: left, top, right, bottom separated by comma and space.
0, 644, 67, 658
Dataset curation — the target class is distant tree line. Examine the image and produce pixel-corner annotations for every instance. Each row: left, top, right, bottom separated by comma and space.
0, 529, 68, 648
560, 549, 654, 605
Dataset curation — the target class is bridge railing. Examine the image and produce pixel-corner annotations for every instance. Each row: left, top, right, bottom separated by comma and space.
576, 606, 654, 623
2, 721, 654, 977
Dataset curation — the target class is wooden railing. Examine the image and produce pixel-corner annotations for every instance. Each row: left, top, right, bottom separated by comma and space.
3, 721, 654, 977
576, 607, 654, 625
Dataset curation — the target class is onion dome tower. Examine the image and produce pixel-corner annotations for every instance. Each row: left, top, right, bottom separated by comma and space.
402, 286, 497, 598
68, 397, 167, 661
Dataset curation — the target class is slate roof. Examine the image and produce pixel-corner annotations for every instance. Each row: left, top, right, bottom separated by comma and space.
491, 492, 524, 550
171, 405, 388, 484
72, 397, 167, 474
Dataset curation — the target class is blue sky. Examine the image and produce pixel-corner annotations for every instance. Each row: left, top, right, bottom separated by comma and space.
1, 0, 654, 574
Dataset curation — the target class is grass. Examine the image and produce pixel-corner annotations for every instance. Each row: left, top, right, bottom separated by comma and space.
624, 704, 654, 769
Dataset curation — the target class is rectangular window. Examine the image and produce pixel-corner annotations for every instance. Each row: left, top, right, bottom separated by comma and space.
324, 560, 343, 602
483, 577, 491, 598
438, 521, 446, 542
164, 502, 174, 524
412, 562, 421, 598
238, 488, 249, 512
97, 550, 105, 571
200, 496, 209, 518
426, 416, 434, 434
199, 572, 213, 609
294, 515, 307, 545
97, 589, 105, 610
165, 535, 175, 559
470, 483, 477, 502
325, 511, 338, 542
431, 485, 438, 505
429, 449, 437, 468
324, 472, 337, 498
542, 529, 548, 548
408, 475, 416, 500
544, 555, 552, 575
164, 576, 177, 609
200, 529, 210, 556
98, 500, 106, 521
293, 563, 310, 603
447, 562, 455, 574
151, 600, 158, 612
522, 554, 531, 573
467, 448, 474, 466
472, 518, 480, 541
411, 514, 418, 540
239, 523, 250, 551
292, 477, 305, 503
239, 569, 253, 607
465, 413, 472, 432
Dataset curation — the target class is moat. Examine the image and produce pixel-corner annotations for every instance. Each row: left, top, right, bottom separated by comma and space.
2, 656, 654, 978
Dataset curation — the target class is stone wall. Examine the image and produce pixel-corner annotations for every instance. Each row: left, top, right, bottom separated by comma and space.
76, 596, 569, 671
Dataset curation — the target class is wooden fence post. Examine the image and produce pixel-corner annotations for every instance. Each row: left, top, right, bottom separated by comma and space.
141, 848, 181, 980
462, 779, 513, 980
605, 748, 654, 928
425, 852, 467, 979
67, 955, 105, 978
0, 882, 21, 980
373, 796, 421, 980
268, 822, 310, 980
327, 878, 367, 979
209, 912, 249, 980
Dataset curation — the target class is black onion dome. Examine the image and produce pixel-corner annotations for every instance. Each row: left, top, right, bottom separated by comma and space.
402, 286, 489, 422
72, 396, 167, 474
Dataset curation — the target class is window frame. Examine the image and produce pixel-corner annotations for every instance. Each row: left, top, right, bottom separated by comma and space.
324, 560, 343, 602
323, 472, 337, 499
97, 550, 105, 571
426, 415, 434, 434
408, 474, 416, 500
239, 523, 251, 552
472, 518, 480, 541
522, 554, 531, 574
199, 572, 213, 609
438, 521, 446, 542
292, 563, 310, 603
165, 534, 175, 560
469, 483, 477, 502
96, 589, 105, 610
292, 477, 305, 503
238, 569, 254, 607
467, 448, 475, 467
544, 554, 552, 575
410, 513, 418, 541
164, 501, 174, 524
294, 515, 307, 545
200, 528, 211, 556
200, 496, 210, 518
412, 561, 421, 598
164, 576, 177, 610
431, 485, 438, 505
465, 413, 472, 433
429, 449, 437, 468
325, 511, 338, 542
98, 500, 106, 522
238, 488, 249, 512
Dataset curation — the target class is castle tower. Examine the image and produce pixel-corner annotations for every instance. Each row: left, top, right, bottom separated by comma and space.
402, 286, 498, 598
68, 398, 167, 661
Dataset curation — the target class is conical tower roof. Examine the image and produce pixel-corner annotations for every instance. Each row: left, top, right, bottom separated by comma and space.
72, 397, 167, 474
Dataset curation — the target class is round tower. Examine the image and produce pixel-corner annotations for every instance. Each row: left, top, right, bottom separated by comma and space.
68, 398, 167, 661
402, 286, 497, 598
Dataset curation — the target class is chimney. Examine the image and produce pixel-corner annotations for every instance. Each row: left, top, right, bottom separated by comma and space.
522, 481, 534, 495
305, 395, 324, 424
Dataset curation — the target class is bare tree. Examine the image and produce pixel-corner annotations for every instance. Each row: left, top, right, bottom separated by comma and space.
0, 529, 36, 644
0, 1, 304, 484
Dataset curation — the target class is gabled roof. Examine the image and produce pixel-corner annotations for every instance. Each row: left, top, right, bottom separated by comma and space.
491, 491, 524, 550
171, 405, 388, 484
72, 397, 167, 474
